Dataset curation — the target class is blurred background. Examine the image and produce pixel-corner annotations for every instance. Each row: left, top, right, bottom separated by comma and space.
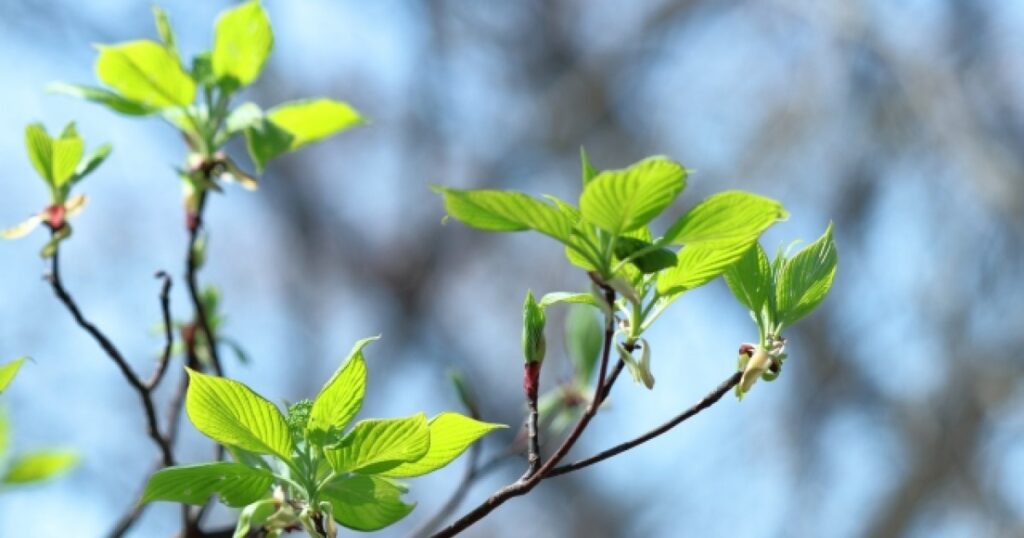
1, 0, 1022, 536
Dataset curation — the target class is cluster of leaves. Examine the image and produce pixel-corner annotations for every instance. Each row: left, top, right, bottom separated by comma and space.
0, 359, 77, 489
51, 1, 362, 213
141, 338, 504, 537
0, 123, 109, 256
437, 150, 797, 393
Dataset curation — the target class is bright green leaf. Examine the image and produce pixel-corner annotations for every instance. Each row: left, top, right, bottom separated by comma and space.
664, 190, 787, 245
724, 243, 773, 316
142, 462, 273, 507
95, 40, 196, 107
381, 413, 505, 478
47, 83, 156, 116
212, 1, 273, 89
185, 369, 292, 459
580, 146, 599, 187
776, 223, 838, 327
25, 124, 54, 186
0, 358, 26, 394
244, 99, 361, 171
1, 451, 77, 484
538, 292, 598, 309
307, 337, 377, 445
613, 236, 677, 274
322, 475, 414, 531
74, 144, 112, 182
579, 156, 686, 235
152, 5, 178, 58
657, 241, 757, 295
326, 414, 430, 474
434, 187, 574, 243
0, 412, 8, 456
51, 126, 85, 189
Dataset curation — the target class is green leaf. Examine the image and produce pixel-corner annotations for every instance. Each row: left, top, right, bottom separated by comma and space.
244, 99, 361, 170
580, 146, 599, 187
141, 462, 273, 507
95, 40, 196, 108
724, 243, 773, 316
776, 223, 837, 327
0, 412, 8, 456
565, 306, 603, 383
381, 413, 505, 478
234, 498, 278, 538
212, 1, 273, 89
191, 52, 216, 87
538, 292, 598, 309
24, 124, 54, 186
47, 83, 156, 116
0, 358, 26, 394
664, 190, 787, 245
321, 475, 414, 531
51, 125, 84, 189
1, 451, 77, 484
307, 336, 377, 445
152, 5, 178, 58
185, 369, 292, 459
74, 144, 112, 182
656, 242, 749, 295
579, 156, 686, 235
613, 236, 677, 274
434, 187, 575, 243
326, 414, 430, 474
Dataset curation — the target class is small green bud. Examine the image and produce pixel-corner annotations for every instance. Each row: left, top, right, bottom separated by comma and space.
286, 399, 314, 439
522, 290, 546, 365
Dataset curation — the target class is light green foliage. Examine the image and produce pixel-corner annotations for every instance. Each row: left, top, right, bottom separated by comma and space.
434, 187, 574, 240
0, 358, 25, 394
326, 415, 430, 474
185, 369, 293, 459
579, 156, 686, 235
141, 463, 274, 507
25, 123, 83, 191
95, 40, 196, 108
144, 339, 503, 537
381, 413, 506, 478
307, 336, 375, 446
775, 224, 838, 327
321, 475, 414, 531
522, 291, 547, 364
245, 99, 363, 171
213, 1, 273, 89
724, 243, 773, 325
47, 83, 155, 115
151, 5, 178, 58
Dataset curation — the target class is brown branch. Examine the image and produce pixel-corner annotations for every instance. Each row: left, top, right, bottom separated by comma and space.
547, 371, 741, 477
430, 286, 617, 538
145, 271, 175, 389
185, 190, 223, 376
47, 244, 175, 468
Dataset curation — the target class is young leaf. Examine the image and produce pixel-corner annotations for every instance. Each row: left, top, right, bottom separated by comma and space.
613, 236, 677, 274
1, 451, 77, 484
25, 124, 55, 186
47, 83, 156, 116
307, 337, 377, 445
51, 125, 85, 189
579, 156, 686, 235
0, 357, 26, 394
0, 412, 8, 456
433, 187, 574, 242
212, 1, 273, 89
95, 40, 196, 108
538, 292, 598, 309
565, 306, 603, 383
775, 223, 838, 327
579, 146, 599, 187
152, 5, 178, 58
522, 291, 547, 365
321, 475, 414, 531
142, 462, 273, 507
244, 99, 361, 170
326, 414, 430, 474
381, 413, 505, 478
74, 144, 112, 182
185, 369, 292, 459
664, 191, 787, 245
656, 242, 749, 295
724, 243, 773, 316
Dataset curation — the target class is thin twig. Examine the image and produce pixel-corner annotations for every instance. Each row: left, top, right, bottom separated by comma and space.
185, 190, 223, 376
47, 244, 175, 467
146, 271, 175, 389
547, 371, 741, 477
430, 287, 617, 538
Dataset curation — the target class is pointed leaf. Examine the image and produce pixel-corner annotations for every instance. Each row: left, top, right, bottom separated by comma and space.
664, 190, 787, 245
1, 451, 77, 484
25, 124, 54, 185
657, 241, 754, 295
776, 224, 837, 327
51, 125, 84, 188
0, 358, 26, 394
307, 337, 377, 445
579, 156, 686, 235
580, 146, 599, 187
724, 243, 773, 315
185, 369, 292, 459
95, 40, 196, 107
47, 83, 156, 115
74, 144, 112, 181
142, 462, 273, 507
538, 292, 598, 309
213, 1, 273, 89
322, 475, 414, 531
326, 414, 430, 474
152, 5, 178, 57
381, 413, 505, 478
244, 99, 361, 170
434, 187, 574, 243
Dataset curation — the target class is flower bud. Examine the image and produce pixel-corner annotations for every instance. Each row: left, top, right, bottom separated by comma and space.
521, 291, 546, 365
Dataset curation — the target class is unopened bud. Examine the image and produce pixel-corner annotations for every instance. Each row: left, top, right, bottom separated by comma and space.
522, 291, 546, 365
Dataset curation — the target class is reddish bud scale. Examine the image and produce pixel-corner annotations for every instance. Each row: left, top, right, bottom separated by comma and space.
45, 204, 66, 229
523, 362, 541, 400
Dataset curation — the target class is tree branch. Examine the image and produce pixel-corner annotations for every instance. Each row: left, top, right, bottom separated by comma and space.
184, 190, 223, 376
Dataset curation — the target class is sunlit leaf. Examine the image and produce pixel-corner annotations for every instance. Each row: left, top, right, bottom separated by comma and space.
142, 462, 273, 507
381, 413, 505, 478
307, 336, 377, 446
326, 414, 430, 474
185, 369, 292, 459
776, 223, 837, 327
579, 156, 686, 235
1, 451, 77, 484
321, 475, 414, 531
212, 1, 273, 89
95, 40, 196, 107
